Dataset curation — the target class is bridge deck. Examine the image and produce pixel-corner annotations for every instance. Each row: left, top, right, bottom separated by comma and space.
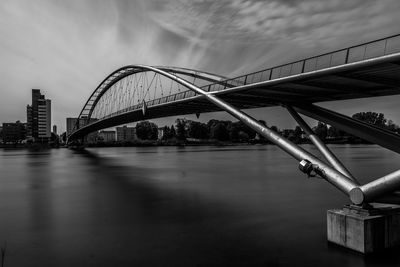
138, 53, 400, 124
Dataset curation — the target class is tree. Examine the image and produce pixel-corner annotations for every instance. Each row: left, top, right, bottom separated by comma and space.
176, 119, 186, 141
170, 125, 176, 138
210, 122, 229, 141
352, 112, 386, 128
162, 126, 170, 140
352, 111, 400, 134
187, 121, 208, 139
136, 121, 158, 140
294, 126, 303, 138
291, 126, 304, 143
258, 120, 267, 126
228, 121, 256, 141
314, 122, 328, 140
161, 125, 177, 140
229, 122, 240, 141
327, 126, 346, 138
237, 131, 250, 141
387, 120, 400, 133
270, 125, 279, 132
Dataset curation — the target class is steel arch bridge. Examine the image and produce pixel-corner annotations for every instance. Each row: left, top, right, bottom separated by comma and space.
69, 34, 400, 209
69, 65, 232, 139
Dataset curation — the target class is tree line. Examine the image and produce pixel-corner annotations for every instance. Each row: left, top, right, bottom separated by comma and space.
134, 111, 400, 144
313, 111, 400, 141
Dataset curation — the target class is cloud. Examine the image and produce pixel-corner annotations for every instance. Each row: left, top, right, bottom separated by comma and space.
1, 0, 400, 131
145, 0, 400, 50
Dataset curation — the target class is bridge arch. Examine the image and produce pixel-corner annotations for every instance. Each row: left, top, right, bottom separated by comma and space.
69, 65, 227, 140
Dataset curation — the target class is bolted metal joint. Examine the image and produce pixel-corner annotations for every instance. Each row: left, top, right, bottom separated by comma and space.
299, 159, 315, 177
299, 159, 313, 173
299, 159, 327, 179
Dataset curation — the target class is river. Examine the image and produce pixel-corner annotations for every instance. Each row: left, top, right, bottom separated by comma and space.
1, 144, 400, 266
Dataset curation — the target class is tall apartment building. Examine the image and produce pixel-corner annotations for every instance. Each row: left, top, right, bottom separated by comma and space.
27, 89, 51, 142
38, 98, 51, 139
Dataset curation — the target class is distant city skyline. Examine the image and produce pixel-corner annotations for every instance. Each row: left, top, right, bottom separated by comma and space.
1, 0, 400, 133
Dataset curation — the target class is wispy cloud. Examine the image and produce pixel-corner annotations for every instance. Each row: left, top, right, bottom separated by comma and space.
1, 0, 400, 130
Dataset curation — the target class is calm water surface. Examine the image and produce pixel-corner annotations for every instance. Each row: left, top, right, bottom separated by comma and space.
1, 144, 400, 266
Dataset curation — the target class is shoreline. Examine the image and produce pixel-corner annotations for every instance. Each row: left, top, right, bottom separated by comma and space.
1, 138, 374, 149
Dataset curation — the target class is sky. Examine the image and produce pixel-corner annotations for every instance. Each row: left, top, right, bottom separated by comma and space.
1, 0, 400, 133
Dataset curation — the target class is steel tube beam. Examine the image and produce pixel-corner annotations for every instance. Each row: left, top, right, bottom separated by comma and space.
286, 105, 359, 184
293, 104, 400, 154
350, 169, 400, 205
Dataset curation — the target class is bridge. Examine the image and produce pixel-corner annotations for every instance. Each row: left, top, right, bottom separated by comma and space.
69, 34, 400, 253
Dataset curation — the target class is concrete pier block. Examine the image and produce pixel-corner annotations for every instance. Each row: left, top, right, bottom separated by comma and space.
327, 203, 400, 253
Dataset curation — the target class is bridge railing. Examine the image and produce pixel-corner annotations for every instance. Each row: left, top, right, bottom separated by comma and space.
215, 34, 400, 91
85, 34, 400, 126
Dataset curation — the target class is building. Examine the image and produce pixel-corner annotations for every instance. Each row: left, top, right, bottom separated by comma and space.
66, 117, 98, 143
26, 105, 32, 138
98, 130, 116, 142
116, 126, 137, 142
38, 98, 51, 140
66, 117, 99, 136
66, 118, 80, 137
2, 121, 26, 143
27, 89, 51, 142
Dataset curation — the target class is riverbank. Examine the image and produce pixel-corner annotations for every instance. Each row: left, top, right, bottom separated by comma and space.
1, 136, 371, 149
83, 136, 372, 148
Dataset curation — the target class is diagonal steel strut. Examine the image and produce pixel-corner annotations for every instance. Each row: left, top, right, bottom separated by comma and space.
286, 105, 359, 184
292, 104, 400, 154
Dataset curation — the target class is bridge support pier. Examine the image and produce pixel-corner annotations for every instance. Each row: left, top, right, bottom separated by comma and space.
327, 204, 400, 253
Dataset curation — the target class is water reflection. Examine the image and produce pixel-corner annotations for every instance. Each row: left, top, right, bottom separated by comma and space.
0, 146, 400, 266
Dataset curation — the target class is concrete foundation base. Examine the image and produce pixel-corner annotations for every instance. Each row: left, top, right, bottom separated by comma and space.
327, 203, 400, 253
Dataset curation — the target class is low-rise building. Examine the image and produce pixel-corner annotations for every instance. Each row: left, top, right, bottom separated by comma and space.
98, 130, 116, 143
2, 121, 26, 143
116, 126, 137, 142
66, 117, 98, 143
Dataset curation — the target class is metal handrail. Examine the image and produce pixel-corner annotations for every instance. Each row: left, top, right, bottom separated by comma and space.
201, 33, 400, 91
